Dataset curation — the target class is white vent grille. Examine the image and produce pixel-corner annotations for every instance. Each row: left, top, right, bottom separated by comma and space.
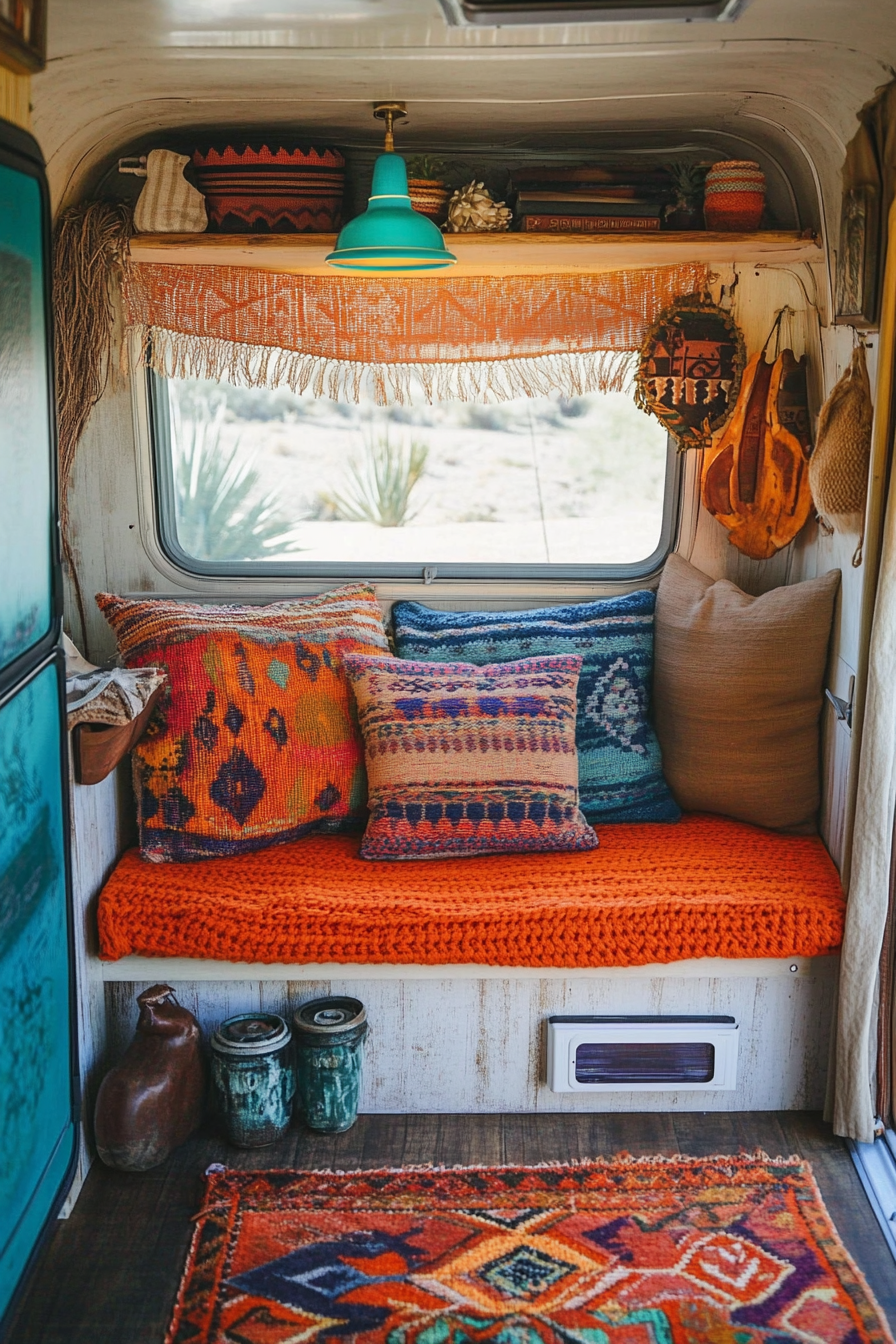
547, 1015, 739, 1092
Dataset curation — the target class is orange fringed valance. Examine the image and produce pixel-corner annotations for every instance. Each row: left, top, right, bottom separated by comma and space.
123, 260, 711, 404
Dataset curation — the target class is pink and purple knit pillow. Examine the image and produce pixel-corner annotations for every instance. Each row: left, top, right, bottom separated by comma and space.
343, 652, 599, 860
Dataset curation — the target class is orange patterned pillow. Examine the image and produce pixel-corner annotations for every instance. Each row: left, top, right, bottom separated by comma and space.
96, 585, 390, 862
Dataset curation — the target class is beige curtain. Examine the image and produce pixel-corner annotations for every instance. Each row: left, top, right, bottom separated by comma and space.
833, 198, 896, 1141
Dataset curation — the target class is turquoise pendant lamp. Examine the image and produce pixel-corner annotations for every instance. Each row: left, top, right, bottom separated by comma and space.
326, 103, 457, 273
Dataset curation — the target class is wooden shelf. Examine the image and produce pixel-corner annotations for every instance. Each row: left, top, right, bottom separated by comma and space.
129, 229, 823, 277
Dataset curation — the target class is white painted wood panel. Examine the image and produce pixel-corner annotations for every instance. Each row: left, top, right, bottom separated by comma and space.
105, 958, 838, 1115
101, 954, 817, 982
59, 766, 130, 1216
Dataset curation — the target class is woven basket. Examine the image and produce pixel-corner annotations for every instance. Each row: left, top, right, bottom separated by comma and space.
704, 160, 765, 231
809, 343, 874, 525
408, 178, 450, 224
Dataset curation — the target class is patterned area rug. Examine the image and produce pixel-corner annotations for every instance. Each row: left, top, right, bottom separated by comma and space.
166, 1156, 894, 1344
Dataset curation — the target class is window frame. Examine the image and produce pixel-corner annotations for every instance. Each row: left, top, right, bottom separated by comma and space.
148, 367, 681, 585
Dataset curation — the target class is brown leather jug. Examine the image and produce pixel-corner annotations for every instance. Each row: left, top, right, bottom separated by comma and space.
94, 984, 205, 1170
701, 346, 813, 559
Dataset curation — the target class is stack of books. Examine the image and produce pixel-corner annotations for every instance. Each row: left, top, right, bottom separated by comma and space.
511, 165, 669, 233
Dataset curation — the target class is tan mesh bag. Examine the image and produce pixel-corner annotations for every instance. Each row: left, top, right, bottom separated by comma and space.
809, 343, 874, 554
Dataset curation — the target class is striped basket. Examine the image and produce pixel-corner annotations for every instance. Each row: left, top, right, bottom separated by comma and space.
192, 144, 345, 234
703, 160, 766, 232
407, 178, 451, 224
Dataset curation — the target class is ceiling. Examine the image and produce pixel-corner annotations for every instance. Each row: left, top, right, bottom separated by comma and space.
32, 0, 896, 243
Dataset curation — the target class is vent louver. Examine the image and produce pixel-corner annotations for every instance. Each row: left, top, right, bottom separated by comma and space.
574, 1040, 715, 1085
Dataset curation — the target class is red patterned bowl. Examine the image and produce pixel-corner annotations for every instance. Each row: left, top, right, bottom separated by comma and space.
703, 160, 766, 232
193, 144, 345, 234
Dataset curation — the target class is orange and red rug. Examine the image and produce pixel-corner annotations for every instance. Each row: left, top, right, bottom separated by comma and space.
166, 1156, 894, 1344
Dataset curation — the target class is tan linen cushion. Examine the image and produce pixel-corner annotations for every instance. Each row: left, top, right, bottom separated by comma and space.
653, 554, 840, 832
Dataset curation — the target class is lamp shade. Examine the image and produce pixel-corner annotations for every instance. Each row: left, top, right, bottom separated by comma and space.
326, 153, 457, 272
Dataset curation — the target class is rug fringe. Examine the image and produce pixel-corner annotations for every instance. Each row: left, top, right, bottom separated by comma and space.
201, 1150, 809, 1181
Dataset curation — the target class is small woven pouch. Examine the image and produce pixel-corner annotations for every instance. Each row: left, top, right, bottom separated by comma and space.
808, 341, 874, 564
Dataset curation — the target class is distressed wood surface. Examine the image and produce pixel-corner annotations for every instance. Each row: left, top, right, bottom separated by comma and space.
127, 230, 823, 277
101, 953, 820, 982
59, 768, 132, 1215
8, 1112, 895, 1344
106, 959, 838, 1114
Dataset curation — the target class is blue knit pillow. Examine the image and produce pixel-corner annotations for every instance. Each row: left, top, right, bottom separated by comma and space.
392, 591, 680, 825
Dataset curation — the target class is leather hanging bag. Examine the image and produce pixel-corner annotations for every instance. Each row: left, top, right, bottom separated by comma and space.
702, 311, 813, 560
94, 984, 205, 1170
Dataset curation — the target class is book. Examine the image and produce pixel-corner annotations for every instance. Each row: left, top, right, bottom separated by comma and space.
516, 188, 648, 203
512, 165, 673, 188
517, 198, 664, 218
512, 166, 616, 184
522, 214, 662, 233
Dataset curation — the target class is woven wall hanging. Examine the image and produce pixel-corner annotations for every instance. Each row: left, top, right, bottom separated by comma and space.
701, 313, 813, 560
123, 261, 710, 405
634, 293, 746, 449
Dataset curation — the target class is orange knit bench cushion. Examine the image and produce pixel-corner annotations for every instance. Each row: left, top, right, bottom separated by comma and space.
98, 813, 845, 968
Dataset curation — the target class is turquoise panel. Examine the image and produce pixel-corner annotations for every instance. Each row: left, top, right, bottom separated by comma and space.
0, 660, 75, 1322
0, 161, 53, 673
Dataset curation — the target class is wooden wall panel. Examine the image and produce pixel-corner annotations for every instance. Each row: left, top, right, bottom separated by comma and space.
0, 67, 30, 130
106, 960, 838, 1115
59, 769, 131, 1215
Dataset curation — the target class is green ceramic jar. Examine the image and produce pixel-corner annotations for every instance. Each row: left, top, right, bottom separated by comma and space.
293, 997, 368, 1133
210, 1013, 295, 1147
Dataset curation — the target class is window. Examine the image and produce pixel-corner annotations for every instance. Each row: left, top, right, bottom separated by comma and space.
150, 373, 677, 581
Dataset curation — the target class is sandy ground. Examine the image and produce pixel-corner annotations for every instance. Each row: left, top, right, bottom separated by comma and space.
167, 382, 668, 566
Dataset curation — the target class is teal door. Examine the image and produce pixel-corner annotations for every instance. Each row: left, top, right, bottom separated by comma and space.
0, 121, 77, 1325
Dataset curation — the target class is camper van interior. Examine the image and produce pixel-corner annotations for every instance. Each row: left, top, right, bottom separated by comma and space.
3, 0, 896, 1339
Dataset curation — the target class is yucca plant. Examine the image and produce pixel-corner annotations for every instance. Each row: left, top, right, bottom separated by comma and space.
170, 394, 297, 560
324, 431, 429, 528
406, 154, 449, 182
667, 161, 709, 210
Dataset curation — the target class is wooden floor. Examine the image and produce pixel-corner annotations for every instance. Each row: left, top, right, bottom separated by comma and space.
7, 1111, 896, 1343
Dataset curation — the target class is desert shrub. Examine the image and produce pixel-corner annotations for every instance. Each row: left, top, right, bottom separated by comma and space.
170, 394, 297, 560
322, 432, 429, 527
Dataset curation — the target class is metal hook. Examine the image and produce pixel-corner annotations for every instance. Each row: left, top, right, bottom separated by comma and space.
118, 155, 147, 177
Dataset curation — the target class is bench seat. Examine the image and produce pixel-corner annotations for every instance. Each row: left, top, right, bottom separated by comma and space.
98, 813, 845, 969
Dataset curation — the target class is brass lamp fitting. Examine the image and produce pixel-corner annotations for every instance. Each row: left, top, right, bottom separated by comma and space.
373, 101, 408, 153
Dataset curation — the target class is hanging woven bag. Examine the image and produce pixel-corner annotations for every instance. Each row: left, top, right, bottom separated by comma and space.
808, 343, 874, 554
134, 149, 207, 234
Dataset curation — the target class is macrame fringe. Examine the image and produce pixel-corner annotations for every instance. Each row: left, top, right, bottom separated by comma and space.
138, 326, 636, 405
53, 201, 134, 651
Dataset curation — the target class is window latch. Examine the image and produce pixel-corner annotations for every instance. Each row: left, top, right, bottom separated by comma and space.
825, 675, 855, 729
423, 566, 438, 585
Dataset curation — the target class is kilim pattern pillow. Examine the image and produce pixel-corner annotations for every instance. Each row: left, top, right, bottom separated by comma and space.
343, 652, 598, 860
392, 592, 680, 825
96, 585, 390, 862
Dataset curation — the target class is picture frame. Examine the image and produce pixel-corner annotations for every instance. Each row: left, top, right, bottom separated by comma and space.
835, 184, 880, 330
0, 0, 46, 76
